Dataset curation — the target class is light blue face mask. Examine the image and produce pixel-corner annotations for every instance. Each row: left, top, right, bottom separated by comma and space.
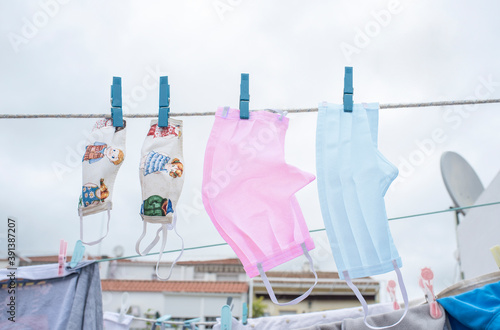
316, 102, 408, 329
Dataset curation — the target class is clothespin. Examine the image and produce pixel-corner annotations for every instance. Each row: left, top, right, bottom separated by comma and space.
242, 302, 248, 325
158, 76, 170, 127
343, 67, 353, 112
152, 314, 172, 330
58, 239, 68, 276
220, 304, 232, 330
419, 267, 443, 319
264, 109, 288, 121
226, 296, 234, 309
69, 240, 85, 268
110, 77, 124, 127
490, 245, 500, 268
183, 317, 200, 330
222, 106, 230, 118
386, 280, 400, 310
239, 73, 250, 119
118, 292, 130, 323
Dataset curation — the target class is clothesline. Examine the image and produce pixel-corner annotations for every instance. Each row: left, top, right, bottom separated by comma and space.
1, 98, 500, 119
94, 201, 500, 263
131, 316, 216, 326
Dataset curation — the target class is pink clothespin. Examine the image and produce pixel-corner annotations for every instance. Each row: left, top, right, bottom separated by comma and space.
58, 239, 68, 276
386, 280, 400, 310
419, 267, 442, 319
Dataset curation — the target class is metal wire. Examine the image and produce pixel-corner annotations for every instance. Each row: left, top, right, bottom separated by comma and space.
96, 201, 500, 263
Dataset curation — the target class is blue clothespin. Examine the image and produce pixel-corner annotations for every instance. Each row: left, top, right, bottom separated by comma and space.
151, 314, 172, 330
69, 240, 85, 268
343, 67, 353, 112
183, 317, 200, 330
242, 302, 248, 325
159, 76, 170, 127
220, 305, 232, 330
239, 73, 249, 119
111, 77, 124, 127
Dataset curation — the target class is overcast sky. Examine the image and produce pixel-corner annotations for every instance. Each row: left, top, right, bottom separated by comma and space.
1, 0, 500, 303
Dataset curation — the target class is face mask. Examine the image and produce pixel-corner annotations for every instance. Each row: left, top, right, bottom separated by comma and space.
136, 119, 185, 280
316, 103, 408, 328
79, 118, 126, 245
202, 107, 318, 306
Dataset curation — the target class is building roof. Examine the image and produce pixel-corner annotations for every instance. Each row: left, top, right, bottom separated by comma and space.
177, 258, 242, 265
20, 256, 241, 266
101, 280, 249, 294
21, 255, 102, 263
266, 271, 340, 279
113, 258, 243, 266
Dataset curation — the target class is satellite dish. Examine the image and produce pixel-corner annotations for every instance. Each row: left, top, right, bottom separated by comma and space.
440, 151, 484, 215
113, 245, 124, 258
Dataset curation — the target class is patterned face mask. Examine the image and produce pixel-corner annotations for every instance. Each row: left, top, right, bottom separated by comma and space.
316, 103, 408, 328
202, 107, 318, 306
79, 118, 126, 245
136, 119, 185, 280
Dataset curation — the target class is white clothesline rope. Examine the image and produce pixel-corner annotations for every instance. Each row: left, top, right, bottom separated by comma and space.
131, 316, 217, 326
1, 98, 499, 119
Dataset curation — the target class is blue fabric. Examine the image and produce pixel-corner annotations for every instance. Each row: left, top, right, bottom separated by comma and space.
438, 280, 500, 330
166, 199, 173, 214
316, 103, 401, 280
82, 185, 100, 206
143, 151, 170, 176
0, 262, 102, 329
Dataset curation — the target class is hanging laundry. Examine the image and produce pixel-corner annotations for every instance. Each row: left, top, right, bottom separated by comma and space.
316, 103, 408, 328
103, 311, 134, 330
202, 107, 317, 306
213, 303, 394, 330
78, 118, 126, 245
298, 304, 448, 330
0, 261, 102, 329
438, 280, 500, 330
135, 119, 185, 280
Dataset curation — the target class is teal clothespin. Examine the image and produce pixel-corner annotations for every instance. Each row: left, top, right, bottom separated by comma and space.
239, 73, 249, 119
242, 302, 248, 325
152, 314, 172, 330
184, 317, 200, 330
220, 305, 232, 330
343, 67, 353, 112
69, 240, 85, 268
111, 77, 124, 127
159, 76, 170, 127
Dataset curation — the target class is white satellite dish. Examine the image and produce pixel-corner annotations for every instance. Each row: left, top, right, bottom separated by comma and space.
440, 151, 484, 215
113, 245, 124, 258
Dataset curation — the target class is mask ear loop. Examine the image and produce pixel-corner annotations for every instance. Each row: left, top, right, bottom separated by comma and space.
155, 212, 184, 280
344, 260, 409, 329
135, 221, 162, 256
257, 243, 318, 306
135, 212, 184, 281
79, 203, 111, 246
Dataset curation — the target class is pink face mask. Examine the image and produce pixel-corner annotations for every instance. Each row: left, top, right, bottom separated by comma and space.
202, 107, 318, 305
